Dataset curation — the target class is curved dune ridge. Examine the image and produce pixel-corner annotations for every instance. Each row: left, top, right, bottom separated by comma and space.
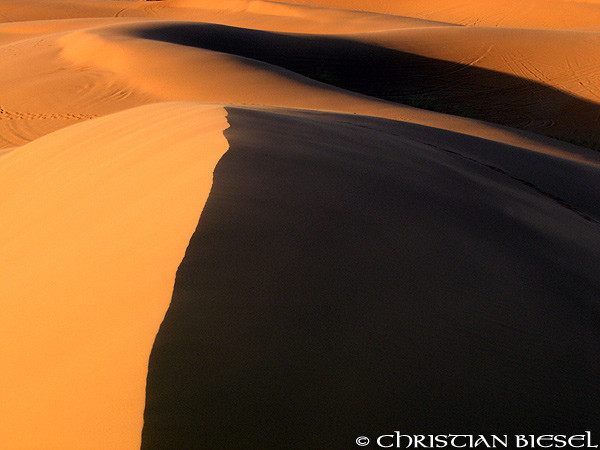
0, 0, 599, 449
3, 15, 600, 149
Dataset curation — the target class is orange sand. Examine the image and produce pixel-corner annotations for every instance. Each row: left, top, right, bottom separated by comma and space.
1, 0, 599, 448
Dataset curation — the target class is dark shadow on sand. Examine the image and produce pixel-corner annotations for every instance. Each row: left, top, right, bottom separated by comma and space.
132, 23, 600, 149
141, 108, 600, 448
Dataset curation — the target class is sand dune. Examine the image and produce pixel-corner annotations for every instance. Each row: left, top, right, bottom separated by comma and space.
143, 106, 600, 448
0, 0, 129, 22
0, 0, 454, 34
3, 0, 600, 31
118, 0, 456, 34
1, 0, 599, 448
280, 0, 600, 29
354, 26, 600, 102
349, 26, 600, 147
0, 27, 154, 148
3, 6, 600, 150
55, 21, 600, 149
0, 103, 228, 448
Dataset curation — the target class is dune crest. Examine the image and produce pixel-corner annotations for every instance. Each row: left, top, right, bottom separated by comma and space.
55, 22, 600, 156
142, 106, 600, 448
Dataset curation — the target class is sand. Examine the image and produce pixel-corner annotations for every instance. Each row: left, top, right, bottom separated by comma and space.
143, 106, 600, 448
0, 0, 599, 448
0, 103, 229, 448
279, 0, 600, 29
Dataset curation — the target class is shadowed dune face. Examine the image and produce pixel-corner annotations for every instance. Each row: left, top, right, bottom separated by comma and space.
142, 108, 600, 448
359, 26, 600, 106
133, 23, 600, 149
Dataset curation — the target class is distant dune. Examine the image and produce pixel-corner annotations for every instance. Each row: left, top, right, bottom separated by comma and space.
0, 1, 599, 448
279, 0, 600, 29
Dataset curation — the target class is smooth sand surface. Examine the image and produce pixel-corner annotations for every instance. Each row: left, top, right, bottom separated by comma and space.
0, 26, 155, 148
1, 0, 599, 448
0, 103, 229, 448
280, 0, 600, 29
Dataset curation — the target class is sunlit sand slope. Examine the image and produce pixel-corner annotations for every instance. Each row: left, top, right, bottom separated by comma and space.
0, 27, 155, 148
0, 0, 128, 22
279, 0, 600, 29
142, 107, 600, 448
0, 103, 229, 449
0, 0, 454, 36
115, 0, 456, 34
